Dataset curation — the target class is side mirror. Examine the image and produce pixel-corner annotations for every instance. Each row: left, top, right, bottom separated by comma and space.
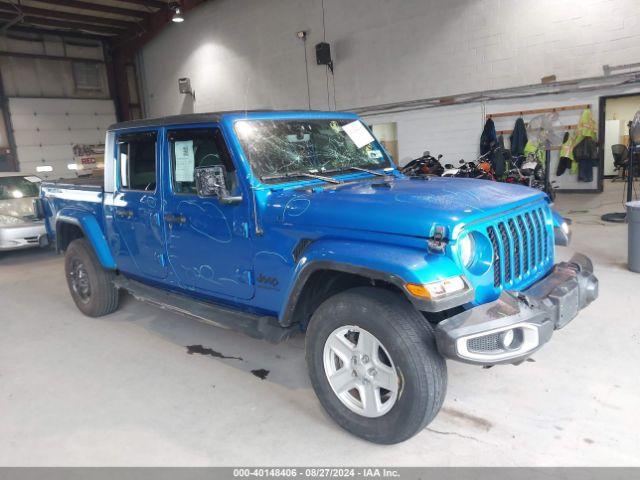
194, 166, 243, 205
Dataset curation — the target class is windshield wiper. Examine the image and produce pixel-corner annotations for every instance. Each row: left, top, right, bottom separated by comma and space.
261, 171, 342, 184
332, 166, 390, 177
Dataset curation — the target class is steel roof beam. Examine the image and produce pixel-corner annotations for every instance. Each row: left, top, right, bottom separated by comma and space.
27, 0, 150, 20
0, 2, 135, 28
0, 11, 122, 35
111, 0, 166, 10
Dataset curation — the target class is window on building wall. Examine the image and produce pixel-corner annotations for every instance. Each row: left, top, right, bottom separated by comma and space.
72, 61, 102, 91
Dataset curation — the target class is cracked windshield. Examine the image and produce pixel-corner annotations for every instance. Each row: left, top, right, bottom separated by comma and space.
234, 119, 391, 182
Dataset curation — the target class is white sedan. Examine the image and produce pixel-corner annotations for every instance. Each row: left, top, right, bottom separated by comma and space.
0, 172, 48, 251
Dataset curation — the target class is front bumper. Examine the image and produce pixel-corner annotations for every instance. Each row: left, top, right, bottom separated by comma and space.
434, 253, 598, 365
0, 221, 48, 251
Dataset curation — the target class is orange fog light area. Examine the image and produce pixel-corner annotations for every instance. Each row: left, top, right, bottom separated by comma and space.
405, 283, 431, 299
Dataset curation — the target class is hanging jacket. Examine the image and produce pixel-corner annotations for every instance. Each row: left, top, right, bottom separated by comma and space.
480, 118, 498, 155
556, 131, 574, 176
572, 108, 598, 181
524, 140, 545, 164
573, 108, 597, 144
573, 137, 598, 182
510, 117, 528, 156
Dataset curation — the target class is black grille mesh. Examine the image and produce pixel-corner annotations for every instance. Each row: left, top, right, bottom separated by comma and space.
537, 208, 548, 259
508, 219, 521, 278
525, 212, 537, 265
497, 223, 511, 283
517, 215, 530, 273
487, 226, 501, 287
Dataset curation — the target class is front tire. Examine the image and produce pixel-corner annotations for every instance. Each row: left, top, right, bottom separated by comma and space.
306, 287, 447, 444
65, 238, 119, 317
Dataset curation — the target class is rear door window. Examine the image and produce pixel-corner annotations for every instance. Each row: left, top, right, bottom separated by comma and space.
118, 131, 158, 191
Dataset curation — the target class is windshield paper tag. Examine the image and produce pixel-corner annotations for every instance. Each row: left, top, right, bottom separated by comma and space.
24, 176, 42, 183
342, 120, 374, 149
174, 140, 195, 182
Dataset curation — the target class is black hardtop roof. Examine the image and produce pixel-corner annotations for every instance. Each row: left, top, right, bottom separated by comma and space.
107, 109, 336, 131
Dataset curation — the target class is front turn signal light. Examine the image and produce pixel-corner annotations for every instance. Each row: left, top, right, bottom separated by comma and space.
405, 276, 467, 300
405, 283, 431, 298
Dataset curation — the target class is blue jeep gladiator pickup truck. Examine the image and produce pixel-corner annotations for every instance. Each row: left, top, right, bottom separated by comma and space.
40, 110, 598, 444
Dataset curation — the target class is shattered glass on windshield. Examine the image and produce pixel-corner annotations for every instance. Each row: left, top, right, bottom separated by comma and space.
234, 119, 391, 182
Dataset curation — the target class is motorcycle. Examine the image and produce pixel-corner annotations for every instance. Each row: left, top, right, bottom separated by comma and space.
448, 152, 494, 180
506, 154, 557, 201
441, 161, 461, 177
401, 151, 444, 177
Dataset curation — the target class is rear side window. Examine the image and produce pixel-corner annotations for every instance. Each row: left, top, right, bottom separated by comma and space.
118, 131, 157, 191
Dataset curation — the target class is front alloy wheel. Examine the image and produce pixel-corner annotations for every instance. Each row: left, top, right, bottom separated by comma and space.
306, 287, 447, 444
323, 326, 399, 418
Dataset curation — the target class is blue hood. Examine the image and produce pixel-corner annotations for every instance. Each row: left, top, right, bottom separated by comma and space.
264, 176, 547, 238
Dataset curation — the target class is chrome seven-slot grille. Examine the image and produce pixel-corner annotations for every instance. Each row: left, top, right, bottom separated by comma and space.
486, 206, 551, 288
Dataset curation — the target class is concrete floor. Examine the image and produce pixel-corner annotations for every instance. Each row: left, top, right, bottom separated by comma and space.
1, 181, 639, 466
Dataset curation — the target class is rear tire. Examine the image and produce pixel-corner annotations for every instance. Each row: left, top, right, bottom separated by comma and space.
65, 238, 119, 317
306, 287, 447, 444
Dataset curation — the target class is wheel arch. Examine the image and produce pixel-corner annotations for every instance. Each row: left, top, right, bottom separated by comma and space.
278, 238, 467, 328
55, 211, 116, 270
280, 261, 410, 329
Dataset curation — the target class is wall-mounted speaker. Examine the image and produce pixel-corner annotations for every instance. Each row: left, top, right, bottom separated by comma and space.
315, 42, 333, 72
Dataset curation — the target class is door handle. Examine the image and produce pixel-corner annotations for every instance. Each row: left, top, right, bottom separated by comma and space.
164, 213, 187, 225
115, 209, 134, 219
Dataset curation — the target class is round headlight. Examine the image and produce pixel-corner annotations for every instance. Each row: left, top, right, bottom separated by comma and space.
458, 234, 475, 268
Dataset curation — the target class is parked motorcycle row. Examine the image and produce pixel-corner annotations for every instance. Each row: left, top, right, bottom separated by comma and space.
401, 147, 557, 201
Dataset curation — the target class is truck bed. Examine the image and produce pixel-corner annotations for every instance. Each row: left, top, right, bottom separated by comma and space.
41, 175, 104, 191
40, 176, 105, 249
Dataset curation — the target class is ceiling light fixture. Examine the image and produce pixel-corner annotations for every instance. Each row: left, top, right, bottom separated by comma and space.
169, 2, 184, 23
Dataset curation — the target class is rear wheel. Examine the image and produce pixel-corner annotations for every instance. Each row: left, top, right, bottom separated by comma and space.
65, 238, 119, 317
306, 287, 447, 444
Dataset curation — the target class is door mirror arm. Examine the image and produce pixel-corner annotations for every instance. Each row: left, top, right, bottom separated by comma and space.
219, 195, 243, 205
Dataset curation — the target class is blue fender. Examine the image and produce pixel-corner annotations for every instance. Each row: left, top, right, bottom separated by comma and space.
279, 238, 461, 324
56, 209, 116, 270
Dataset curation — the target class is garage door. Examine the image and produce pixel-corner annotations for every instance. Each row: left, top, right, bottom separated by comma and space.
8, 98, 116, 179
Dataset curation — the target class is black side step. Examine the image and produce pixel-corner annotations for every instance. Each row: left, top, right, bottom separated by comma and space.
114, 277, 295, 343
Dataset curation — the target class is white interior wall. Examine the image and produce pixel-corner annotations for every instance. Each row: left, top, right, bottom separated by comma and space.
141, 0, 640, 115
140, 0, 640, 191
